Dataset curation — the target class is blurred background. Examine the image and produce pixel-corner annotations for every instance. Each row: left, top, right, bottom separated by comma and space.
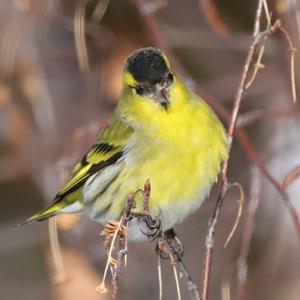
1, 0, 300, 299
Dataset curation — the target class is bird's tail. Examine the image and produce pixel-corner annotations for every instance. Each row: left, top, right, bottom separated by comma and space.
17, 200, 64, 227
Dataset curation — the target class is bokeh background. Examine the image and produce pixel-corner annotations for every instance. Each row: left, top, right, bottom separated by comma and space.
1, 0, 300, 299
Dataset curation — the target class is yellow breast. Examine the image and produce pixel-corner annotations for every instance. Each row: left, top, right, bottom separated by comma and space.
99, 93, 228, 231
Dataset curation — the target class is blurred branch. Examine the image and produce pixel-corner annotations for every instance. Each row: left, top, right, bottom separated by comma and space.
91, 0, 111, 23
237, 107, 300, 127
48, 217, 68, 285
198, 0, 229, 36
157, 256, 163, 300
277, 24, 297, 102
0, 30, 19, 79
74, 2, 89, 72
235, 166, 261, 300
74, 0, 111, 72
282, 165, 300, 189
290, 0, 300, 43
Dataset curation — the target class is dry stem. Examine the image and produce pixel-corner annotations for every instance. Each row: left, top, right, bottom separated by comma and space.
157, 255, 163, 300
223, 182, 245, 248
282, 165, 300, 189
48, 217, 68, 284
236, 166, 261, 300
74, 2, 89, 72
202, 1, 282, 299
160, 231, 201, 300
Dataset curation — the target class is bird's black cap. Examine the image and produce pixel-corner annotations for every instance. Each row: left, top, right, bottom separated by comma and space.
126, 47, 169, 84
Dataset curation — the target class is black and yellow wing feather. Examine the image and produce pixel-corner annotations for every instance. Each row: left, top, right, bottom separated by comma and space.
23, 117, 133, 224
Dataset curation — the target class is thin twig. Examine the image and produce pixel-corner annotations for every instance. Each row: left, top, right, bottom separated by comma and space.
290, 0, 300, 43
74, 2, 89, 72
97, 193, 135, 297
221, 277, 231, 300
91, 0, 111, 22
161, 232, 201, 300
0, 30, 19, 78
48, 217, 68, 284
262, 0, 271, 25
282, 165, 300, 189
277, 25, 298, 103
236, 166, 261, 300
245, 44, 265, 89
202, 1, 265, 299
170, 254, 182, 300
198, 0, 230, 36
158, 255, 163, 300
224, 182, 245, 248
96, 216, 124, 294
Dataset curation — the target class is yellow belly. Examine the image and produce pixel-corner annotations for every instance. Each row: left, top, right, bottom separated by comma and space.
85, 135, 224, 237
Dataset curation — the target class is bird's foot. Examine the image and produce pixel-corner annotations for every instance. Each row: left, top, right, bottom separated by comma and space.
156, 229, 184, 260
142, 214, 162, 240
131, 212, 162, 241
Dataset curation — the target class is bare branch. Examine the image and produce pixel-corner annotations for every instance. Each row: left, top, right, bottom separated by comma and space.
91, 0, 111, 23
277, 25, 298, 102
283, 165, 300, 189
236, 166, 261, 300
224, 182, 245, 248
157, 256, 163, 300
74, 2, 89, 72
48, 217, 68, 284
198, 0, 230, 36
202, 1, 265, 298
160, 232, 201, 300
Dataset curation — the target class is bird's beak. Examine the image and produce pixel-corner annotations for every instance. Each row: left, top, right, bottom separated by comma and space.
154, 83, 170, 109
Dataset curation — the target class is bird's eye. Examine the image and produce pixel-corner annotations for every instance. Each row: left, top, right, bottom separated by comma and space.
135, 86, 145, 96
167, 72, 174, 84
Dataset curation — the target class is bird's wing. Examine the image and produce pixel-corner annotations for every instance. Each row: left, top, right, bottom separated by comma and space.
57, 117, 133, 201
25, 117, 133, 223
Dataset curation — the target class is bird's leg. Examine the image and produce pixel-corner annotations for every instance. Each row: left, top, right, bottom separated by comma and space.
141, 214, 162, 240
156, 229, 184, 260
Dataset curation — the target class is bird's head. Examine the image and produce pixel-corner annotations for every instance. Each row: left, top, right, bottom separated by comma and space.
122, 47, 176, 111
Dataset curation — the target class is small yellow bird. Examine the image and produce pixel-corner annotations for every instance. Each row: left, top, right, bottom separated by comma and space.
24, 47, 228, 239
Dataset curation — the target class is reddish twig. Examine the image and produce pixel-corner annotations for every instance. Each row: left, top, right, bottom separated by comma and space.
223, 182, 245, 248
198, 0, 230, 36
202, 1, 265, 298
283, 165, 300, 189
277, 24, 298, 103
236, 166, 261, 300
